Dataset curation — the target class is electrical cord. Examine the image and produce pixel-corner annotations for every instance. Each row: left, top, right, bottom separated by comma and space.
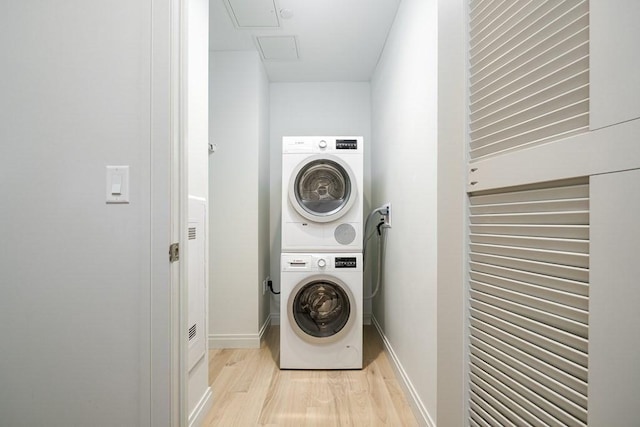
363, 204, 390, 300
363, 219, 383, 267
364, 223, 388, 300
363, 204, 389, 268
364, 206, 388, 238
267, 279, 280, 295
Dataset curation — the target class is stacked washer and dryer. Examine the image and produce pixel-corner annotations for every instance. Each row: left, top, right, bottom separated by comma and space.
280, 136, 364, 369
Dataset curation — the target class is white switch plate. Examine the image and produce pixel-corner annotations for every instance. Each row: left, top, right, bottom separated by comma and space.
106, 165, 130, 204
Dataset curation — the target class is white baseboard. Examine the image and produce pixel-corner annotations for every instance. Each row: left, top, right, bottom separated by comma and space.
371, 316, 435, 427
208, 333, 260, 349
258, 315, 270, 341
188, 386, 212, 427
208, 316, 271, 349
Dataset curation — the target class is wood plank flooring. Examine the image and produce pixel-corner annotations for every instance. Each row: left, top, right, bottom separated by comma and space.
201, 325, 419, 426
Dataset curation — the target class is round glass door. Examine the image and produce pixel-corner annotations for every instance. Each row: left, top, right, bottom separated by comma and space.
291, 279, 351, 339
289, 155, 357, 223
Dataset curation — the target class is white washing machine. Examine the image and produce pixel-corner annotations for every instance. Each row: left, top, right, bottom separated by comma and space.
280, 253, 363, 369
281, 136, 364, 252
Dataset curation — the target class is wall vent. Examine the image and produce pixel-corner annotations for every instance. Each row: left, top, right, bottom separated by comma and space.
188, 227, 197, 240
468, 178, 589, 426
189, 324, 197, 341
469, 0, 590, 160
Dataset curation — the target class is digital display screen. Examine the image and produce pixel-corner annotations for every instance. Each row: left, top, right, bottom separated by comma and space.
336, 139, 358, 150
335, 257, 357, 268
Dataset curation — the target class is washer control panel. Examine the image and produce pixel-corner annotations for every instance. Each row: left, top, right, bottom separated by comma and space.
282, 254, 362, 272
282, 136, 363, 154
336, 139, 358, 150
335, 257, 357, 268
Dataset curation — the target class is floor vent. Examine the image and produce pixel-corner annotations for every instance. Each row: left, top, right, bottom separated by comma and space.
469, 0, 590, 159
468, 178, 589, 427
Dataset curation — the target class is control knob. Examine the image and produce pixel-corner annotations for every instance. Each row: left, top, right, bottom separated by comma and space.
318, 140, 327, 149
317, 258, 327, 268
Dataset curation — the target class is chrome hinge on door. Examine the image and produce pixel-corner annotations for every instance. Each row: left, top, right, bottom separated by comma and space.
169, 243, 180, 263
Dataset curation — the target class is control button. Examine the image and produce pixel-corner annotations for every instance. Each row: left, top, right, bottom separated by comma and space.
318, 258, 327, 268
318, 140, 327, 149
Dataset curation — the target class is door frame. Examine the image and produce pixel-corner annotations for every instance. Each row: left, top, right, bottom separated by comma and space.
172, 0, 190, 423
150, 0, 189, 425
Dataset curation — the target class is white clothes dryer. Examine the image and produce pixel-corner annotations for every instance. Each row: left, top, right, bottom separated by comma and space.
280, 253, 363, 370
281, 136, 363, 252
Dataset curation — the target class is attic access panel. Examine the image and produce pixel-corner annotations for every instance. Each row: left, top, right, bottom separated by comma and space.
256, 36, 299, 60
224, 0, 280, 28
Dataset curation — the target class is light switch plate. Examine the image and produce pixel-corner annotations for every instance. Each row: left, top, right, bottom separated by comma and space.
106, 165, 130, 204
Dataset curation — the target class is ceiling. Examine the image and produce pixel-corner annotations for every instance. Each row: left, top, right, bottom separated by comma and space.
209, 0, 401, 82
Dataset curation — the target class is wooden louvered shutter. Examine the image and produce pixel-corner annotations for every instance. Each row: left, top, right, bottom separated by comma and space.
468, 179, 589, 426
469, 0, 590, 159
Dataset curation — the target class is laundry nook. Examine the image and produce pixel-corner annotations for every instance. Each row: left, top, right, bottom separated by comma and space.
3, 0, 640, 426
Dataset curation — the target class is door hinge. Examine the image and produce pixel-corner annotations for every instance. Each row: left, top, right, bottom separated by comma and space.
169, 243, 180, 263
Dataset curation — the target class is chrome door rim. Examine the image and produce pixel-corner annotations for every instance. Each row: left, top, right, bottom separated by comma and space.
288, 154, 357, 223
287, 274, 356, 344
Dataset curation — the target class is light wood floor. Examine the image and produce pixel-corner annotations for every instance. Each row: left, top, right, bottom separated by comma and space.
201, 325, 419, 426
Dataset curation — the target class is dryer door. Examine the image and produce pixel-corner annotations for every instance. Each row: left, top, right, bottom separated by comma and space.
288, 275, 356, 344
289, 154, 357, 223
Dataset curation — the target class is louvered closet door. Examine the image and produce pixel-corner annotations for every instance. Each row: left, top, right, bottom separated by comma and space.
468, 179, 589, 426
469, 0, 590, 159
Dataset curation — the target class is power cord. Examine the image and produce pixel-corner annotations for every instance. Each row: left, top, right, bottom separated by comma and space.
268, 279, 280, 295
363, 205, 391, 300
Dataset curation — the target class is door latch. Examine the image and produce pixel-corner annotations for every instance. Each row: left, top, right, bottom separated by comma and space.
169, 243, 180, 263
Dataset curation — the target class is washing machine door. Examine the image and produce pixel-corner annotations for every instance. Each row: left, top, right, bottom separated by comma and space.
289, 154, 357, 223
288, 275, 356, 344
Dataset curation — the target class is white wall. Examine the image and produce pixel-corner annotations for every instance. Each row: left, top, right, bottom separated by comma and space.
370, 0, 438, 424
209, 51, 270, 347
187, 0, 210, 201
268, 82, 372, 320
258, 56, 271, 332
0, 1, 174, 425
436, 0, 467, 425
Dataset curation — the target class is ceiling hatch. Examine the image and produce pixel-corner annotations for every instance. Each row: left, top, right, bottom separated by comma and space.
224, 0, 280, 28
256, 36, 299, 61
